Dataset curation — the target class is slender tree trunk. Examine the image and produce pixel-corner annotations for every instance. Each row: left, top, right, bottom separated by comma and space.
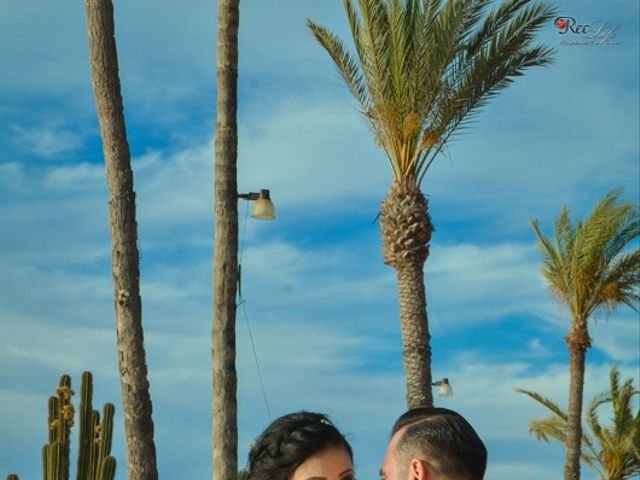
213, 1, 240, 480
84, 1, 158, 479
380, 183, 434, 408
396, 262, 433, 408
564, 322, 590, 480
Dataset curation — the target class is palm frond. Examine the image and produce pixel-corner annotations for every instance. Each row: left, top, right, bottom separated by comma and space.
604, 205, 640, 264
530, 218, 571, 304
578, 189, 636, 287
586, 390, 610, 440
529, 416, 568, 443
357, 0, 394, 107
520, 367, 640, 479
517, 388, 568, 419
307, 20, 370, 111
466, 0, 534, 57
426, 2, 556, 150
587, 196, 640, 315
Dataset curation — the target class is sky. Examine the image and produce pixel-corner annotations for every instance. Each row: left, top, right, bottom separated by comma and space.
0, 1, 638, 479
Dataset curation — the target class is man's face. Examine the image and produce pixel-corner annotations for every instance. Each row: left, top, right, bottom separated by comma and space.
380, 429, 406, 480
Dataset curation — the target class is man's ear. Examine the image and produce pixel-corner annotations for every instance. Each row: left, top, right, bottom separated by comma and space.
408, 459, 429, 480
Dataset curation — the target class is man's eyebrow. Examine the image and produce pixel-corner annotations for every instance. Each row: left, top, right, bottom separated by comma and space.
379, 468, 385, 479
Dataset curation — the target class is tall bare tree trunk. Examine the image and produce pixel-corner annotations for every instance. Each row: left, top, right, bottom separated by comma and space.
213, 1, 240, 480
380, 183, 434, 408
564, 322, 590, 480
85, 2, 158, 479
396, 262, 433, 408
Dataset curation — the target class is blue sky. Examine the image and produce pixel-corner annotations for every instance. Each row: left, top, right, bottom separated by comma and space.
1, 1, 638, 479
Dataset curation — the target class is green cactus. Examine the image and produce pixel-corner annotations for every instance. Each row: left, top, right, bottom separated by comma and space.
5, 373, 116, 480
43, 374, 73, 480
75, 372, 116, 480
40, 372, 117, 480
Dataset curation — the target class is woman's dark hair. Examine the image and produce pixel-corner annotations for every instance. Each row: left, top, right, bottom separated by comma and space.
244, 411, 353, 480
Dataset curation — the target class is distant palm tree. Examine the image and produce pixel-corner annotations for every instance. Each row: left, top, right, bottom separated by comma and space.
308, 0, 556, 408
518, 366, 640, 480
530, 189, 640, 480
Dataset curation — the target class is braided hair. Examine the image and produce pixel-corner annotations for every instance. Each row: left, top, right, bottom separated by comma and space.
244, 411, 353, 480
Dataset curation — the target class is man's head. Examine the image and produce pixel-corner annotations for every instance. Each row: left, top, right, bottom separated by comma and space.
380, 407, 487, 480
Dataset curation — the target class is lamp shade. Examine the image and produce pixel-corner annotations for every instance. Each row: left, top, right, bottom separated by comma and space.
251, 190, 276, 220
432, 378, 453, 397
436, 378, 453, 397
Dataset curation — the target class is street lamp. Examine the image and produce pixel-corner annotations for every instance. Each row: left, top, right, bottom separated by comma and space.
432, 378, 453, 397
238, 189, 276, 220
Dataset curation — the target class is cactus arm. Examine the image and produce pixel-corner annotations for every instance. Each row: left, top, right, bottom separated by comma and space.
98, 457, 116, 480
76, 372, 93, 480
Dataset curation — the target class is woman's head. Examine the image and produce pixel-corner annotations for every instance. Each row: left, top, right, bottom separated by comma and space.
245, 411, 354, 480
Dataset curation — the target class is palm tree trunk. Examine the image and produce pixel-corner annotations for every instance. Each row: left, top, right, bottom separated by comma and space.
564, 322, 590, 480
397, 261, 433, 408
380, 183, 434, 408
213, 1, 240, 480
84, 1, 158, 479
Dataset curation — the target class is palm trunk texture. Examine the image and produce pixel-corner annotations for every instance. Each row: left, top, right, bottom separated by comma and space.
213, 1, 240, 480
564, 322, 590, 480
380, 183, 434, 408
84, 1, 158, 479
396, 262, 433, 408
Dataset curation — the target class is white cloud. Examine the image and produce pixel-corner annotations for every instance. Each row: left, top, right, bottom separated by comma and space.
526, 338, 551, 357
11, 124, 84, 158
0, 162, 26, 192
43, 162, 103, 189
591, 317, 640, 361
238, 97, 388, 207
426, 242, 549, 331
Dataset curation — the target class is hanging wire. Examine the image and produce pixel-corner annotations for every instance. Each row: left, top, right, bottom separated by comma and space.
237, 201, 272, 420
239, 299, 272, 420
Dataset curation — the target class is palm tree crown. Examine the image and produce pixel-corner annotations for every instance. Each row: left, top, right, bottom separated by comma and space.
530, 188, 640, 335
308, 0, 556, 186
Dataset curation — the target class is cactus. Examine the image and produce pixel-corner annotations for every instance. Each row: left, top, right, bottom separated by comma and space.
5, 373, 116, 480
43, 374, 73, 480
75, 372, 116, 480
39, 372, 117, 480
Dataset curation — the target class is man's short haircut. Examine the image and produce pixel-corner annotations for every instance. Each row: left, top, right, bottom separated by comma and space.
391, 407, 487, 480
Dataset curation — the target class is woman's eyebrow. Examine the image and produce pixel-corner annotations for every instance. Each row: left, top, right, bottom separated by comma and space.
303, 469, 355, 480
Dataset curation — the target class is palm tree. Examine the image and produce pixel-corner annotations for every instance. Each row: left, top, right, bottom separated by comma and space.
518, 367, 640, 480
530, 189, 640, 480
213, 1, 240, 480
308, 0, 555, 408
84, 1, 159, 479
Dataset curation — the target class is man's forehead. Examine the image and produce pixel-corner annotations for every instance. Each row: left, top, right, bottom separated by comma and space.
380, 426, 408, 478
